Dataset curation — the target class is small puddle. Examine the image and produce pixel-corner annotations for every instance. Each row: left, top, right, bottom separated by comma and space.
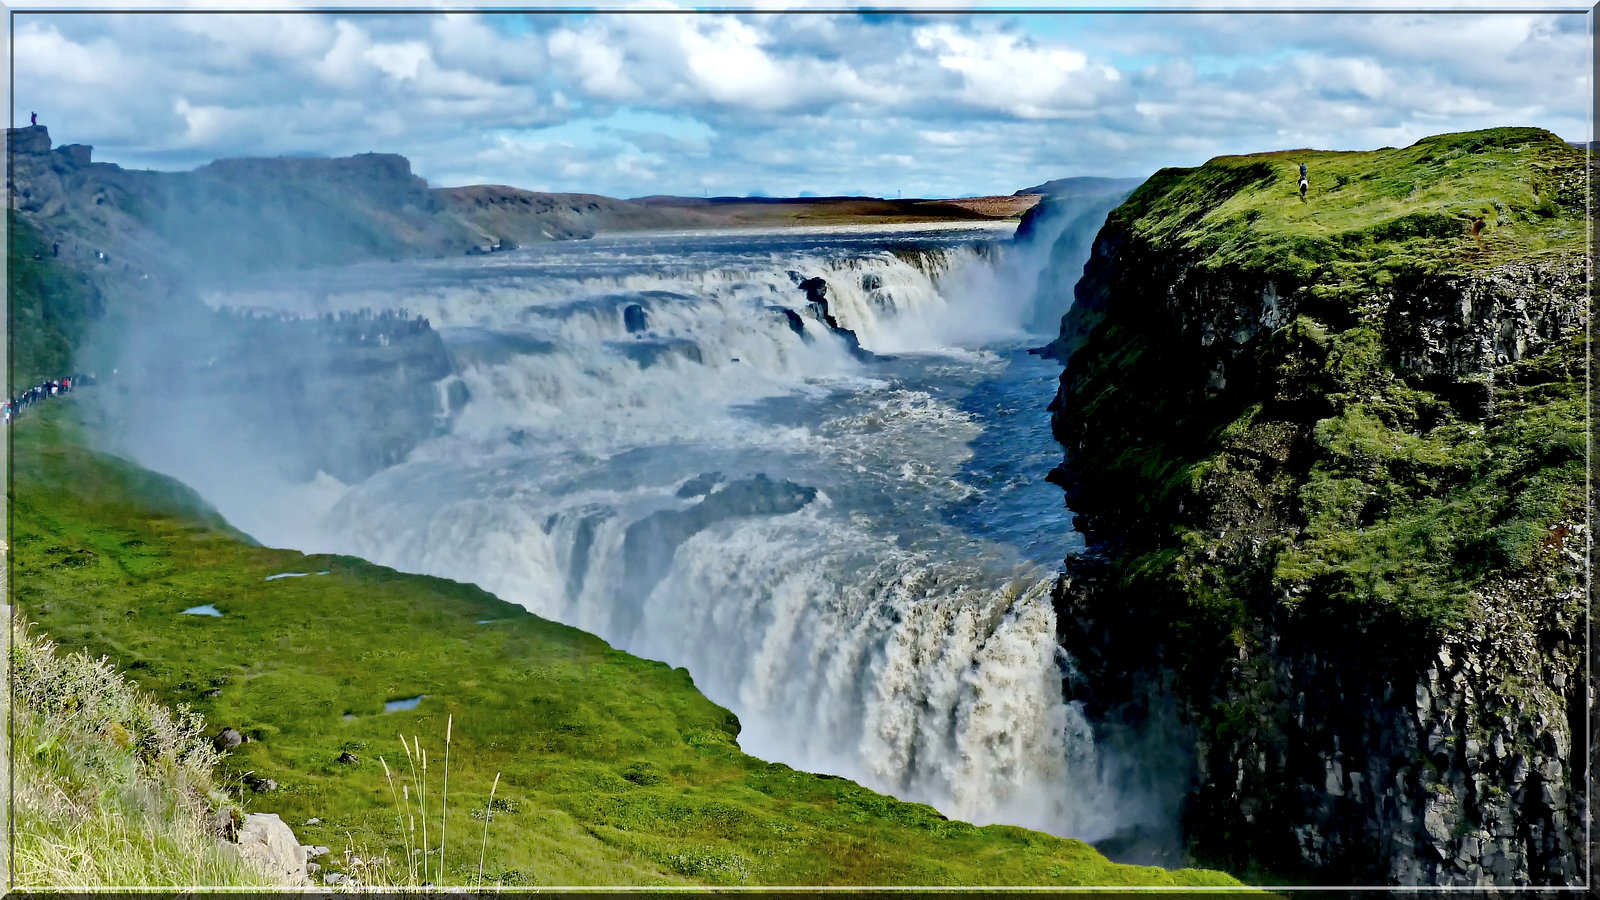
181, 604, 223, 617
384, 695, 425, 713
264, 571, 331, 581
476, 619, 497, 625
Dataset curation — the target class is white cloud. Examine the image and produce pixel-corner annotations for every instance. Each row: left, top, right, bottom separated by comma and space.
8, 9, 1590, 200
364, 40, 430, 81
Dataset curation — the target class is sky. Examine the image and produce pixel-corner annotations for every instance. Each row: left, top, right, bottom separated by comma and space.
8, 2, 1593, 199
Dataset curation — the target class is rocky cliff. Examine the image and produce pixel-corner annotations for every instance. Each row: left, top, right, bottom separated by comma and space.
1040, 127, 1590, 885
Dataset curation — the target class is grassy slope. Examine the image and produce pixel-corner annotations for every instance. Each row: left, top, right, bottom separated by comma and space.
1057, 126, 1587, 669
7, 619, 273, 887
9, 404, 1238, 888
7, 212, 102, 385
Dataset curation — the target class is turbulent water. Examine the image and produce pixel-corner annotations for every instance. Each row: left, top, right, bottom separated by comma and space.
134, 219, 1175, 844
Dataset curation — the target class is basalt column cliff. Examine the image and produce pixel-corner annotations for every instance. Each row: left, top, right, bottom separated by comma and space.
1039, 127, 1590, 885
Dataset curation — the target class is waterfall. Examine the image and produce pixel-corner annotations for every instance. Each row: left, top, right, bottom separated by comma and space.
100, 220, 1170, 848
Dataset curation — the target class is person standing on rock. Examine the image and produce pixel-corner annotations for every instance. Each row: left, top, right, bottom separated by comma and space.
30, 112, 37, 126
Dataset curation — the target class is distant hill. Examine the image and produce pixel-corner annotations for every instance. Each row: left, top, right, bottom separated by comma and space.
1015, 175, 1144, 199
627, 193, 1039, 225
6, 125, 1037, 281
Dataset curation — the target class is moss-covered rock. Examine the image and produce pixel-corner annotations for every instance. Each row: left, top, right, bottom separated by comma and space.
1041, 127, 1587, 885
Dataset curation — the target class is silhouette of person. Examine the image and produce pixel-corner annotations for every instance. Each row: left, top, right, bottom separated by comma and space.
30, 112, 36, 126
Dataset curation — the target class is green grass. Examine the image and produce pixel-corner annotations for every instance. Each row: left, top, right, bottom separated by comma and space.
7, 618, 273, 887
1118, 126, 1587, 285
9, 403, 1241, 888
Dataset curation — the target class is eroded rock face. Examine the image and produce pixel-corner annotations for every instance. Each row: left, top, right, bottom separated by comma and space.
1385, 263, 1588, 377
784, 273, 872, 360
615, 474, 818, 637
1168, 565, 1586, 885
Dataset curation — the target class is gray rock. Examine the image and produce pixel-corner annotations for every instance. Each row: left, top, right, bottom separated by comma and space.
212, 728, 244, 751
231, 812, 309, 886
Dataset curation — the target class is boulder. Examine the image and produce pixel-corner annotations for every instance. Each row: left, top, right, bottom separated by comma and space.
623, 303, 649, 334
798, 276, 829, 305
231, 812, 309, 886
212, 728, 244, 751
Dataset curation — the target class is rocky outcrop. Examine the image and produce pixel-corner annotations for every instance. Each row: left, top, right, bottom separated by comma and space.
1385, 262, 1588, 378
623, 303, 650, 334
786, 271, 872, 360
1041, 128, 1588, 885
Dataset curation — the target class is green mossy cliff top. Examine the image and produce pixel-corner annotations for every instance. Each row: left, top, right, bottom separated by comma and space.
1051, 126, 1588, 641
1111, 126, 1586, 283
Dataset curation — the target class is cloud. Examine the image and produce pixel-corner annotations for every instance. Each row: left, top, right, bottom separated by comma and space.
10, 9, 1590, 200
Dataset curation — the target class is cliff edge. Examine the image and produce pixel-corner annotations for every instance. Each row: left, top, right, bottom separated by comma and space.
1041, 127, 1589, 885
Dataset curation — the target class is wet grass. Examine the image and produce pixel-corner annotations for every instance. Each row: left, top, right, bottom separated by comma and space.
10, 403, 1240, 888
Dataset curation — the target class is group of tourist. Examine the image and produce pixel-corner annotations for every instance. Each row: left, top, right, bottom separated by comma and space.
225, 307, 433, 347
4, 373, 94, 425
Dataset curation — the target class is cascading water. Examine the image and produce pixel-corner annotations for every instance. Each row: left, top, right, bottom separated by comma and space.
106, 217, 1174, 848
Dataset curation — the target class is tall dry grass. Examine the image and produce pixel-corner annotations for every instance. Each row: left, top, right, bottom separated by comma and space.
6, 621, 273, 887
375, 715, 502, 889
